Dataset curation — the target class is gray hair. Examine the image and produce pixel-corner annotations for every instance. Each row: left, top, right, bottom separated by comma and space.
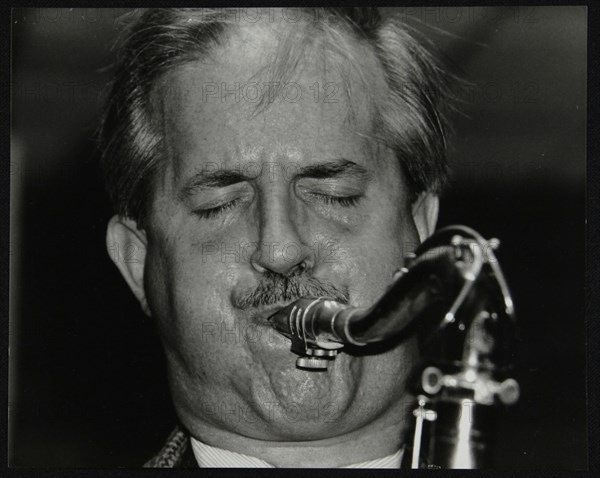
98, 8, 452, 227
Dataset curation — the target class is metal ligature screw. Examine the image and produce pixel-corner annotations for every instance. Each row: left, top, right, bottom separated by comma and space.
296, 356, 330, 370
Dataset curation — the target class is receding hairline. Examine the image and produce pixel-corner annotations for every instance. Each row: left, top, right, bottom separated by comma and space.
146, 16, 391, 146
99, 8, 452, 226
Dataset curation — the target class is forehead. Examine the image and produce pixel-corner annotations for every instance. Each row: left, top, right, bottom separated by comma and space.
152, 23, 388, 177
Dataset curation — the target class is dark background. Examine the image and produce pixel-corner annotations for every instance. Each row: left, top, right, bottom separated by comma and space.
9, 7, 587, 468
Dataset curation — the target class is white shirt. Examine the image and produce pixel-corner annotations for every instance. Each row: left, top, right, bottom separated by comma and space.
190, 436, 404, 468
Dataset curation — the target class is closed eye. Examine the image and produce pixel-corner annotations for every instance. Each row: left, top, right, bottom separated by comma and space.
311, 193, 362, 208
193, 198, 244, 219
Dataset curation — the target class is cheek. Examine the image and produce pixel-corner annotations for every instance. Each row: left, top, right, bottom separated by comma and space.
143, 225, 235, 352
336, 200, 419, 306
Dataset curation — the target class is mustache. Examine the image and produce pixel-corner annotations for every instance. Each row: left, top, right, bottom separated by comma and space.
233, 269, 350, 310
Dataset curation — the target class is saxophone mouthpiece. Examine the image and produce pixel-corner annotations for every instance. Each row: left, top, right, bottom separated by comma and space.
266, 298, 347, 370
266, 301, 298, 338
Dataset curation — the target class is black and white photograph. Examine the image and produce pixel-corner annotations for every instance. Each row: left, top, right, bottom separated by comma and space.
9, 6, 587, 469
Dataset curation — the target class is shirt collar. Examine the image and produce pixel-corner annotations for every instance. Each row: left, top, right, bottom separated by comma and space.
190, 436, 404, 468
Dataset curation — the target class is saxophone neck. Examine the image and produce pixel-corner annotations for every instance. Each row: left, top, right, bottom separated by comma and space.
267, 250, 466, 368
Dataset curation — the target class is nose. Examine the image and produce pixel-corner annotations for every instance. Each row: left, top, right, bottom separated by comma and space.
249, 194, 312, 276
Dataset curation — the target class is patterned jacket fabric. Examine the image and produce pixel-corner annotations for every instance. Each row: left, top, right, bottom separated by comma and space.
144, 426, 196, 468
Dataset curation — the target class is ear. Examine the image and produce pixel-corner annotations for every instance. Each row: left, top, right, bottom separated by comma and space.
411, 192, 439, 242
106, 215, 151, 316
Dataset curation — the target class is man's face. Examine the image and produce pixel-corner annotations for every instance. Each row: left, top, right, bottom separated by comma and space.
140, 26, 425, 442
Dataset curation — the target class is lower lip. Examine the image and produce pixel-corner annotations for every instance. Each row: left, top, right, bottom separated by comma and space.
243, 319, 343, 371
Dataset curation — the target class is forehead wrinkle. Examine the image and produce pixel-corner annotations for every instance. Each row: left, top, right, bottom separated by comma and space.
150, 23, 390, 191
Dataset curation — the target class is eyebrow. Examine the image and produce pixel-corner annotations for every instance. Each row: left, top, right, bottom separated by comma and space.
178, 159, 372, 200
295, 160, 372, 182
178, 170, 253, 200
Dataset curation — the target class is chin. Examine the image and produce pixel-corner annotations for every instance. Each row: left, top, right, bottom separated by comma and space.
246, 355, 396, 434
